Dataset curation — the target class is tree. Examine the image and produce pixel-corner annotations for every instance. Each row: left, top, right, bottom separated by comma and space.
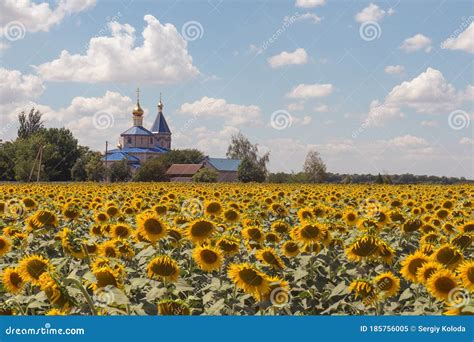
237, 157, 266, 183
109, 160, 132, 182
0, 141, 15, 181
133, 158, 168, 182
227, 133, 269, 181
85, 152, 106, 181
71, 158, 87, 181
18, 108, 44, 139
303, 150, 326, 183
193, 168, 218, 183
268, 172, 293, 183
162, 149, 204, 166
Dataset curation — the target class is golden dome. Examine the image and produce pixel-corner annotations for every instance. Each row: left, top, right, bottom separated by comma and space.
133, 87, 144, 116
133, 103, 143, 116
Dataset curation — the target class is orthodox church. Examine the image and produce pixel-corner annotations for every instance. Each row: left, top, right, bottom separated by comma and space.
105, 90, 171, 169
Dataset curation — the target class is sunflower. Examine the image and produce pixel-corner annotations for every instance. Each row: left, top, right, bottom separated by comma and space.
92, 266, 122, 290
349, 279, 377, 305
187, 219, 215, 243
147, 255, 180, 282
262, 276, 290, 305
431, 244, 464, 269
205, 201, 222, 215
18, 255, 51, 285
89, 224, 103, 236
45, 308, 68, 316
460, 221, 474, 233
282, 241, 300, 257
62, 202, 81, 220
217, 236, 240, 256
98, 240, 120, 258
227, 263, 270, 301
60, 228, 85, 259
242, 226, 264, 243
343, 210, 358, 225
457, 260, 474, 291
402, 219, 422, 233
426, 269, 459, 301
400, 251, 429, 283
345, 235, 380, 262
136, 213, 167, 243
94, 212, 109, 224
223, 208, 240, 222
297, 207, 314, 223
110, 223, 132, 239
158, 299, 190, 315
0, 236, 12, 257
416, 261, 443, 284
271, 221, 289, 235
295, 224, 326, 244
451, 233, 472, 250
1, 268, 24, 294
27, 210, 58, 231
193, 246, 223, 272
377, 240, 396, 264
38, 273, 70, 308
106, 205, 119, 218
256, 247, 285, 269
373, 272, 400, 298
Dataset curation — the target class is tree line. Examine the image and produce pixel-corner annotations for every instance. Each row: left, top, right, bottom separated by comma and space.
0, 109, 470, 184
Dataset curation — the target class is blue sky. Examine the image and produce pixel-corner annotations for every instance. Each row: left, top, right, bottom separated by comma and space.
0, 0, 473, 177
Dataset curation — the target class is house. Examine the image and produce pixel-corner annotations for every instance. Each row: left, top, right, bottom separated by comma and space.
166, 163, 204, 182
202, 157, 241, 182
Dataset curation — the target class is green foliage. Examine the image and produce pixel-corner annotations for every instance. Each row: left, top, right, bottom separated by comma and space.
133, 158, 168, 182
227, 133, 269, 183
237, 157, 266, 183
192, 168, 218, 183
85, 152, 105, 182
109, 160, 132, 182
227, 133, 269, 175
162, 149, 204, 166
18, 108, 44, 139
303, 150, 326, 183
0, 141, 15, 181
71, 147, 105, 181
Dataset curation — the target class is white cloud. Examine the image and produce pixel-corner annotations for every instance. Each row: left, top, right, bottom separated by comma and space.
400, 34, 432, 53
0, 0, 95, 34
174, 125, 239, 157
387, 135, 428, 148
268, 48, 308, 68
287, 102, 304, 111
460, 137, 474, 145
441, 22, 474, 54
355, 3, 386, 23
34, 15, 199, 84
178, 96, 262, 126
292, 115, 312, 126
287, 83, 334, 99
295, 0, 325, 8
314, 104, 329, 112
366, 68, 472, 125
384, 65, 404, 74
294, 13, 322, 24
0, 68, 44, 104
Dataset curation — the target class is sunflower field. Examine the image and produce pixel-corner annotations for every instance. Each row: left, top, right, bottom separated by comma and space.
0, 183, 472, 316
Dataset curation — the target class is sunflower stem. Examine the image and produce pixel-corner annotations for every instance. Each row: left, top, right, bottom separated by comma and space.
64, 278, 97, 315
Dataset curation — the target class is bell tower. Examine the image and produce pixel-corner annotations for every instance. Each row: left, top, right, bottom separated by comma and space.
151, 93, 172, 149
